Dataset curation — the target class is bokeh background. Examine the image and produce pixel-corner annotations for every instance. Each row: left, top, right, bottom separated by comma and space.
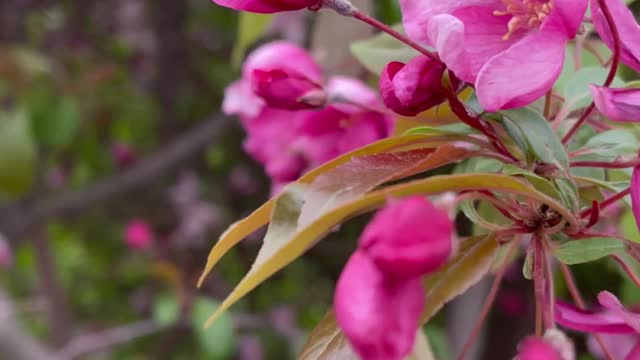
0, 0, 639, 359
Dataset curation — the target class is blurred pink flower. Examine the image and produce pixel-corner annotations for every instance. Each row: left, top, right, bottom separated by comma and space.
380, 55, 452, 116
125, 219, 154, 250
515, 337, 562, 360
359, 196, 453, 278
223, 42, 393, 188
253, 69, 326, 110
590, 85, 640, 122
334, 197, 454, 360
591, 0, 640, 72
211, 0, 320, 13
399, 0, 587, 111
111, 142, 137, 168
0, 234, 12, 268
632, 164, 640, 232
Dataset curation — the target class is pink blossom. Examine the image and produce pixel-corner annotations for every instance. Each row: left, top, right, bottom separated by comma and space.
0, 234, 12, 268
587, 333, 638, 360
591, 0, 640, 72
125, 219, 154, 250
632, 164, 640, 232
111, 142, 137, 168
399, 0, 587, 111
211, 0, 320, 13
253, 69, 327, 110
334, 251, 425, 360
380, 56, 453, 116
515, 337, 562, 360
359, 196, 453, 278
334, 197, 454, 360
590, 85, 640, 122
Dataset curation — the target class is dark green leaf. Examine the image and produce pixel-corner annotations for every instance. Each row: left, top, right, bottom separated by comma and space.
554, 238, 624, 265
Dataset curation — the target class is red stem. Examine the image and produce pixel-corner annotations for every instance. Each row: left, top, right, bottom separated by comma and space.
562, 0, 621, 145
612, 255, 640, 288
571, 160, 640, 169
560, 263, 616, 360
351, 12, 441, 64
580, 187, 631, 219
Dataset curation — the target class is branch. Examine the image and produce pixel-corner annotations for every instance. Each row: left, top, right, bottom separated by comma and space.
0, 289, 50, 360
0, 114, 233, 242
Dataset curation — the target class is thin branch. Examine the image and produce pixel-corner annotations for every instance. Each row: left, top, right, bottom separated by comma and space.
0, 115, 232, 243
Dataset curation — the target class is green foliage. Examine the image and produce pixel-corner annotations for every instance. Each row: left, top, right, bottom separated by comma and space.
554, 238, 625, 265
0, 109, 36, 196
191, 298, 236, 358
232, 13, 274, 67
350, 25, 419, 74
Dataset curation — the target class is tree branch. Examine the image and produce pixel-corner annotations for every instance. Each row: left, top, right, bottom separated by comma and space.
0, 289, 50, 360
0, 114, 233, 243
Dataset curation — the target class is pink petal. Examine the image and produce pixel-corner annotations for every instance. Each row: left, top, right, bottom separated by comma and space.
359, 197, 453, 278
598, 291, 640, 333
516, 337, 562, 360
476, 29, 567, 111
326, 76, 380, 113
380, 56, 450, 116
587, 333, 640, 360
632, 165, 640, 233
551, 0, 588, 38
399, 0, 502, 46
125, 219, 154, 250
426, 14, 475, 83
334, 251, 425, 360
222, 79, 264, 118
244, 41, 323, 83
591, 0, 640, 72
555, 301, 637, 334
590, 85, 640, 122
252, 69, 326, 110
211, 0, 319, 13
626, 341, 640, 360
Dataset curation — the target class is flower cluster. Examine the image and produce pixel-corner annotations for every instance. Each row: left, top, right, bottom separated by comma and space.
205, 0, 640, 358
223, 41, 393, 191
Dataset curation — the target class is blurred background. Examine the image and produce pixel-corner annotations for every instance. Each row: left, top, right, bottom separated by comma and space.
0, 0, 639, 359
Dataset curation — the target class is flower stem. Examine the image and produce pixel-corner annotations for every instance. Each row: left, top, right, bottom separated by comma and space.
612, 255, 640, 288
562, 0, 621, 145
571, 160, 640, 168
560, 263, 616, 360
456, 241, 517, 360
351, 12, 441, 64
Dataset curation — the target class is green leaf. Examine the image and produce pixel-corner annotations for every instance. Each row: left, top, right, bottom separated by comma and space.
404, 123, 475, 136
153, 293, 180, 327
350, 24, 420, 74
581, 129, 639, 159
523, 249, 534, 280
622, 210, 640, 243
560, 67, 624, 112
500, 107, 569, 168
191, 297, 235, 357
554, 238, 625, 265
202, 174, 575, 327
298, 310, 357, 360
0, 109, 36, 196
553, 178, 579, 212
231, 13, 274, 67
555, 43, 611, 91
31, 96, 80, 148
503, 165, 562, 200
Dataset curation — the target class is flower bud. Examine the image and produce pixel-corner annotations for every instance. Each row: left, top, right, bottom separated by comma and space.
359, 196, 453, 278
252, 69, 327, 110
590, 85, 640, 122
380, 56, 451, 116
211, 0, 321, 13
515, 337, 563, 360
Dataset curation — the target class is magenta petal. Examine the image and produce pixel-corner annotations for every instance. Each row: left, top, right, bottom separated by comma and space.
590, 85, 640, 122
244, 41, 323, 83
626, 341, 640, 360
359, 197, 453, 278
334, 251, 425, 360
516, 337, 562, 360
598, 291, 640, 333
223, 79, 264, 118
252, 69, 326, 110
551, 0, 588, 38
476, 30, 567, 111
211, 0, 319, 13
591, 0, 640, 72
632, 166, 640, 233
555, 301, 637, 334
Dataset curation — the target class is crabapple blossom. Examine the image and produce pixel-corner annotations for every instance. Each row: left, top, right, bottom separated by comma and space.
334, 197, 453, 360
399, 0, 587, 111
590, 85, 640, 122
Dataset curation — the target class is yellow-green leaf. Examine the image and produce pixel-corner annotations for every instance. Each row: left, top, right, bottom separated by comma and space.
0, 110, 36, 196
197, 133, 457, 287
204, 174, 575, 326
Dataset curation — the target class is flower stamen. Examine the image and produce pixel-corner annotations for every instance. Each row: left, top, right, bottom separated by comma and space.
493, 0, 553, 40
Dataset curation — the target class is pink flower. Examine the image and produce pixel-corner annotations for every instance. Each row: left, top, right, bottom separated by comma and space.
359, 196, 453, 278
125, 219, 154, 250
590, 85, 640, 122
211, 0, 320, 13
632, 164, 640, 232
380, 56, 453, 116
111, 142, 137, 168
0, 234, 12, 268
253, 69, 327, 110
556, 292, 640, 359
591, 0, 640, 72
334, 251, 425, 360
515, 337, 562, 360
334, 197, 454, 360
399, 0, 587, 111
223, 42, 324, 116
